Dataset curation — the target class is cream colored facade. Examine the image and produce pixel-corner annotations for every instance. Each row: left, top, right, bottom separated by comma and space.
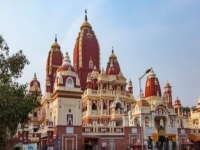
189, 98, 200, 131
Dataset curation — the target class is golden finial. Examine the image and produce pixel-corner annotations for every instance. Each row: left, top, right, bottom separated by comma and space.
112, 47, 114, 53
55, 34, 57, 42
85, 9, 88, 21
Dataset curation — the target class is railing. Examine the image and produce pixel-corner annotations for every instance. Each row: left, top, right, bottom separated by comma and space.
103, 110, 107, 115
82, 89, 130, 98
82, 111, 86, 116
82, 126, 124, 134
110, 109, 123, 115
92, 110, 97, 115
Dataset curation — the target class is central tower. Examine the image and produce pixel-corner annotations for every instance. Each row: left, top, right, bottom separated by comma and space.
73, 10, 100, 90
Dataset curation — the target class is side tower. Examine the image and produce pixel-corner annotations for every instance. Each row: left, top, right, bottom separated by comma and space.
50, 52, 83, 149
73, 10, 100, 90
164, 82, 173, 107
145, 69, 162, 98
46, 36, 63, 93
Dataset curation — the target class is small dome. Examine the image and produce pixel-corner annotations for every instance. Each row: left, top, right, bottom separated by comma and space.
51, 35, 60, 49
30, 73, 41, 88
109, 48, 117, 60
148, 68, 156, 78
174, 97, 181, 106
128, 79, 132, 88
165, 81, 171, 87
80, 21, 92, 30
57, 52, 75, 72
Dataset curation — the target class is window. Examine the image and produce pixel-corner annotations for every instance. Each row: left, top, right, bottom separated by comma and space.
92, 103, 97, 110
33, 112, 37, 117
66, 77, 74, 88
33, 128, 38, 132
103, 103, 107, 110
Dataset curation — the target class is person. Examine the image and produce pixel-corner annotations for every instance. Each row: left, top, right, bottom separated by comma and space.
154, 145, 158, 150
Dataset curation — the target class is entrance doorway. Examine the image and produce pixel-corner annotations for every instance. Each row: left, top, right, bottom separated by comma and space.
156, 136, 169, 150
83, 138, 98, 150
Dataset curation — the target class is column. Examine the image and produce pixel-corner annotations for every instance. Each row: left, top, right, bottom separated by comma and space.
107, 100, 109, 115
100, 99, 103, 115
151, 114, 155, 127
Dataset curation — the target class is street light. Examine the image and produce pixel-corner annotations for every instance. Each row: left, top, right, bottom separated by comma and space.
139, 68, 152, 96
141, 123, 144, 150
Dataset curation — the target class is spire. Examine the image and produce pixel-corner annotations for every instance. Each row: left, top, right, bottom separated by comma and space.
62, 52, 71, 65
51, 34, 60, 49
80, 9, 92, 30
112, 47, 114, 53
33, 72, 37, 80
85, 9, 88, 21
55, 34, 57, 42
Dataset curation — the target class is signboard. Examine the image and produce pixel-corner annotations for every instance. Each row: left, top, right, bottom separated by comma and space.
66, 127, 74, 133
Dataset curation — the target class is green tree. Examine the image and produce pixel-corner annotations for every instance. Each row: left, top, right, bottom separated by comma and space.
0, 35, 40, 149
182, 106, 190, 113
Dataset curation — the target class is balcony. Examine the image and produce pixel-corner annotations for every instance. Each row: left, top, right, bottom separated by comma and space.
82, 126, 124, 135
92, 110, 97, 115
82, 89, 130, 98
83, 111, 86, 117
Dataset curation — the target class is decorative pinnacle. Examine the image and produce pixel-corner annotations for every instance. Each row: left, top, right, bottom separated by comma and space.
85, 9, 88, 21
112, 47, 114, 53
33, 72, 37, 79
55, 34, 57, 42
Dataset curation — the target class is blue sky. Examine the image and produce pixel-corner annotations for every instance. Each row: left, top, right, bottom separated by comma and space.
0, 0, 200, 107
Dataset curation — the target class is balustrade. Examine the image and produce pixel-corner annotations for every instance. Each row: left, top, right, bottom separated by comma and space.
92, 110, 97, 115
103, 110, 107, 115
82, 89, 131, 98
82, 111, 86, 116
82, 126, 123, 134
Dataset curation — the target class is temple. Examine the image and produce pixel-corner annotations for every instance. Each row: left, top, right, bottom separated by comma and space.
14, 11, 198, 150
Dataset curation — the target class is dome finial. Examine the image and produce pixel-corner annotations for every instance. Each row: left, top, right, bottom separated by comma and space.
33, 72, 37, 80
62, 52, 71, 65
85, 9, 88, 21
55, 34, 57, 42
112, 47, 114, 53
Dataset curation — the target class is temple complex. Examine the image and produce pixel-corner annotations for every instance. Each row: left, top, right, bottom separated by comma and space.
14, 11, 199, 150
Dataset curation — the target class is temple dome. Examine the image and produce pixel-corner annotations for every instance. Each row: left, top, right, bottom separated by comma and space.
29, 73, 42, 94
30, 73, 41, 88
106, 48, 121, 75
80, 21, 92, 30
58, 52, 75, 72
145, 68, 162, 98
165, 81, 171, 87
174, 97, 181, 106
109, 49, 117, 60
51, 36, 60, 49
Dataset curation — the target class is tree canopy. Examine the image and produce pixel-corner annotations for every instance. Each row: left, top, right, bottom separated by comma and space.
0, 35, 40, 149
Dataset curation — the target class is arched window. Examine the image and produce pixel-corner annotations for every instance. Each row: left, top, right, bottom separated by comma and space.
65, 77, 74, 88
33, 112, 37, 117
92, 103, 97, 110
103, 103, 107, 110
115, 103, 121, 110
145, 116, 150, 127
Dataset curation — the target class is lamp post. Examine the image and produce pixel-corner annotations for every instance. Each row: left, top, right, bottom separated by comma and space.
141, 124, 144, 150
138, 68, 152, 95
